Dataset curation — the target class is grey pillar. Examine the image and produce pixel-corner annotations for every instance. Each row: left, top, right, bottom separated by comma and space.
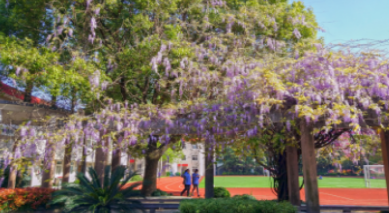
300, 120, 320, 213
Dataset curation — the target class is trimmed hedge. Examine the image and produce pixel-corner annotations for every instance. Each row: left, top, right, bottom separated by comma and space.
179, 199, 297, 213
130, 174, 143, 182
214, 187, 230, 198
151, 189, 173, 196
232, 194, 257, 200
222, 172, 261, 175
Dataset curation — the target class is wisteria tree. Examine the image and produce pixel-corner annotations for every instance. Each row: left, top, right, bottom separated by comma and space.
36, 0, 321, 195
2, 2, 389, 212
317, 129, 382, 173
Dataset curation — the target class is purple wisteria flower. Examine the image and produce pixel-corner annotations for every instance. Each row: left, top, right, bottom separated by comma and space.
293, 28, 301, 39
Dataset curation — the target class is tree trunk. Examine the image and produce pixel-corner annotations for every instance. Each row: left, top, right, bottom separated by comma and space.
80, 138, 87, 174
120, 75, 128, 102
379, 129, 389, 205
141, 156, 160, 196
7, 165, 17, 189
286, 146, 301, 206
141, 136, 168, 196
275, 152, 288, 201
62, 140, 72, 185
94, 136, 108, 186
71, 88, 77, 113
7, 140, 19, 189
300, 120, 320, 213
205, 147, 214, 198
24, 81, 34, 103
41, 141, 56, 188
51, 95, 57, 108
111, 149, 122, 173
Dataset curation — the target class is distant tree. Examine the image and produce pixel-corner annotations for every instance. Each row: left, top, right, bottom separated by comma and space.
217, 148, 262, 175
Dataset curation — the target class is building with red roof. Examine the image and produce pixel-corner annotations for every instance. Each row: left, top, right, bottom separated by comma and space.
0, 82, 50, 105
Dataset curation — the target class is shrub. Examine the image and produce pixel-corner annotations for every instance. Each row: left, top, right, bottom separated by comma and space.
166, 172, 171, 177
0, 188, 56, 212
323, 173, 339, 177
179, 199, 297, 213
220, 171, 261, 175
232, 194, 256, 200
214, 187, 230, 198
50, 166, 143, 213
175, 172, 181, 176
151, 189, 173, 196
130, 174, 143, 182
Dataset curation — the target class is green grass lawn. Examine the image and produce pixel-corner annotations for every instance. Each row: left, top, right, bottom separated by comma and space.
198, 176, 386, 188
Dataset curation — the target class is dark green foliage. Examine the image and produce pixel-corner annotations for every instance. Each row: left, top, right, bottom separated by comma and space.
0, 166, 30, 188
222, 172, 261, 175
217, 148, 263, 175
319, 173, 359, 177
0, 0, 52, 45
175, 172, 181, 176
151, 189, 172, 196
179, 199, 297, 213
130, 175, 143, 182
213, 187, 230, 198
50, 166, 144, 213
232, 194, 257, 200
131, 189, 172, 197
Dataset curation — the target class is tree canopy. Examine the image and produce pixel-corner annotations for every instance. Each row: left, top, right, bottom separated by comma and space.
1, 0, 389, 200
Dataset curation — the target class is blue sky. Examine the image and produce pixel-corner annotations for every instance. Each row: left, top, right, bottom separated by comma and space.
291, 0, 389, 47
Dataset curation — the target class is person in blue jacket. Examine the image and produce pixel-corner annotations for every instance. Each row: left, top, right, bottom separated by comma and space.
180, 169, 191, 196
191, 169, 200, 197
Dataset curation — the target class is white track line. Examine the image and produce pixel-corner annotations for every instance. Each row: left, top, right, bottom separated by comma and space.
164, 178, 184, 191
320, 192, 354, 201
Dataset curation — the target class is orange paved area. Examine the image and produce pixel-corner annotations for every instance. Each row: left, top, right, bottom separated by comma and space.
128, 177, 388, 206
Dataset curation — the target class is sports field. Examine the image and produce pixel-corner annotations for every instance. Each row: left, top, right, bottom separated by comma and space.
198, 176, 386, 188
124, 176, 388, 206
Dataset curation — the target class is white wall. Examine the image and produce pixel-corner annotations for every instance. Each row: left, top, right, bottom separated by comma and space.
171, 163, 178, 174
198, 144, 205, 176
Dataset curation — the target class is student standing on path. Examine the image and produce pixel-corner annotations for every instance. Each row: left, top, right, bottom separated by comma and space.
180, 169, 191, 197
191, 169, 200, 197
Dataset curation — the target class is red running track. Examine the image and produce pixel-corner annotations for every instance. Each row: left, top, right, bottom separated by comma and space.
127, 177, 388, 206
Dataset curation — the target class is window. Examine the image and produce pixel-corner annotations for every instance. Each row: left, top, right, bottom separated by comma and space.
192, 144, 198, 149
192, 155, 198, 161
137, 164, 142, 169
55, 161, 62, 175
70, 163, 77, 173
182, 155, 186, 160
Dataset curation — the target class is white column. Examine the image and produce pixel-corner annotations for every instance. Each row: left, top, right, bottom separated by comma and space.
198, 144, 205, 176
172, 163, 178, 174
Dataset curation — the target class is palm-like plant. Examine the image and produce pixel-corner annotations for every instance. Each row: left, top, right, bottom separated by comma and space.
50, 166, 143, 213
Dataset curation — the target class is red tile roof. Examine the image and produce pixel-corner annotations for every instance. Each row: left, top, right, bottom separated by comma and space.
0, 83, 50, 105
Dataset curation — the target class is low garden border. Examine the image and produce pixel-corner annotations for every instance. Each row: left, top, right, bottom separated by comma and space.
299, 205, 389, 213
